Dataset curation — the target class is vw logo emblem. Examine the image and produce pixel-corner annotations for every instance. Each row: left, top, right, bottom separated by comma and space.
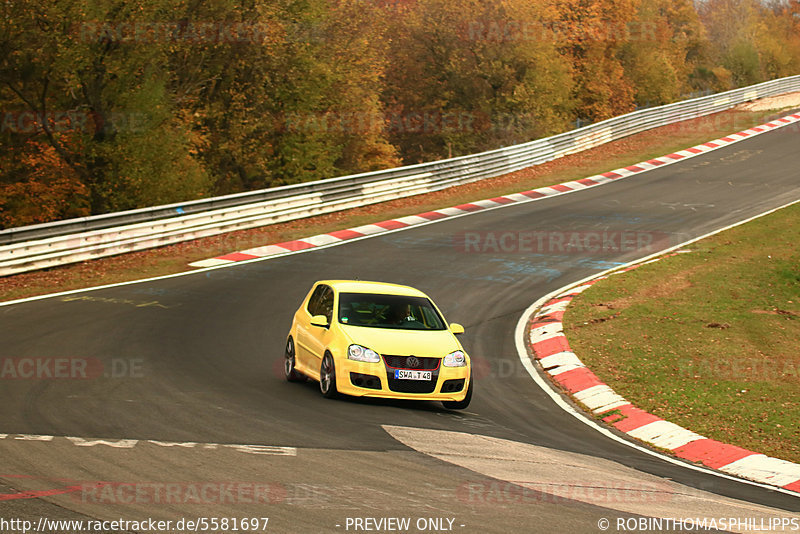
406, 356, 420, 368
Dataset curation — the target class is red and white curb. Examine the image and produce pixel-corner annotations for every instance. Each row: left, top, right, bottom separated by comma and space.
189, 113, 800, 268
526, 257, 800, 495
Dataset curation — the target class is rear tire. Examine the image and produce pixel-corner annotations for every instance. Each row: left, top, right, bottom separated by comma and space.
320, 352, 338, 398
284, 337, 305, 382
442, 375, 473, 410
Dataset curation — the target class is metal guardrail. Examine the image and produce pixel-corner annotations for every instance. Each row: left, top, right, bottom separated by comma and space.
2, 76, 799, 276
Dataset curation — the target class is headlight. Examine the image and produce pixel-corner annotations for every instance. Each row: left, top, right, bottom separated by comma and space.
348, 344, 381, 363
443, 350, 466, 367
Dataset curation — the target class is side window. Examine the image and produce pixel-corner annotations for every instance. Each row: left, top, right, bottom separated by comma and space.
318, 287, 334, 323
306, 285, 326, 316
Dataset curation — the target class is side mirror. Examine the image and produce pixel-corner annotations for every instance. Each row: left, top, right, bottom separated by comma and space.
310, 315, 329, 327
449, 323, 465, 335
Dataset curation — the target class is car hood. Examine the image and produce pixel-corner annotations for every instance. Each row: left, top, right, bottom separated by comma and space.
339, 325, 461, 358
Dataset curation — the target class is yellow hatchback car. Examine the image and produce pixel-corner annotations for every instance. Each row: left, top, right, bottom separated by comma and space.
284, 280, 473, 409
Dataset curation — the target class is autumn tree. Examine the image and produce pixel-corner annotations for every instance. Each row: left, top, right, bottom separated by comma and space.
382, 0, 574, 163
756, 0, 800, 79
548, 0, 639, 121
620, 0, 709, 106
182, 0, 399, 193
0, 0, 211, 222
696, 0, 800, 88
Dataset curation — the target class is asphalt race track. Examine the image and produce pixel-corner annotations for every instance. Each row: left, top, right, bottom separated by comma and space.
1, 117, 799, 533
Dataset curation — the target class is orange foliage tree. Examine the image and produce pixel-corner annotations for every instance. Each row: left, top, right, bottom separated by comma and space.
548, 0, 639, 120
0, 139, 89, 227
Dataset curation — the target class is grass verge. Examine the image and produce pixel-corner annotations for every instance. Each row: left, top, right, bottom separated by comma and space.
1, 107, 797, 302
564, 203, 800, 463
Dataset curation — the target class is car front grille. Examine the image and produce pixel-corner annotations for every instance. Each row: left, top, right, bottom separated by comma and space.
382, 354, 439, 393
382, 355, 440, 370
385, 375, 439, 393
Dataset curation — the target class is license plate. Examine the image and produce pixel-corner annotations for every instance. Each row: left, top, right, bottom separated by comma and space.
395, 369, 432, 380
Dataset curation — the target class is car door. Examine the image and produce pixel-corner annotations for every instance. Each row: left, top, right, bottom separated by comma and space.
304, 285, 334, 372
295, 284, 326, 373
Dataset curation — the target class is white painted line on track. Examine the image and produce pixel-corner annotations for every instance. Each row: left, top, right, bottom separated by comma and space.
0, 433, 297, 456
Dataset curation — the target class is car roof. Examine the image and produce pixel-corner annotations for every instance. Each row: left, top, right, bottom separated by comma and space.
318, 280, 429, 298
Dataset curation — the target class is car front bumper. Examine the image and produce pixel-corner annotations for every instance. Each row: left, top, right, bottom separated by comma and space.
334, 356, 471, 401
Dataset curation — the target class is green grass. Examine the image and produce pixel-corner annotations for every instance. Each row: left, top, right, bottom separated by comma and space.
565, 203, 800, 463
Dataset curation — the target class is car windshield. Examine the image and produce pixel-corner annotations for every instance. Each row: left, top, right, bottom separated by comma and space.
338, 293, 446, 330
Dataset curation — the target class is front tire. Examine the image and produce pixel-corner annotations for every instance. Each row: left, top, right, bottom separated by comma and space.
319, 352, 338, 398
442, 375, 473, 410
284, 337, 305, 382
